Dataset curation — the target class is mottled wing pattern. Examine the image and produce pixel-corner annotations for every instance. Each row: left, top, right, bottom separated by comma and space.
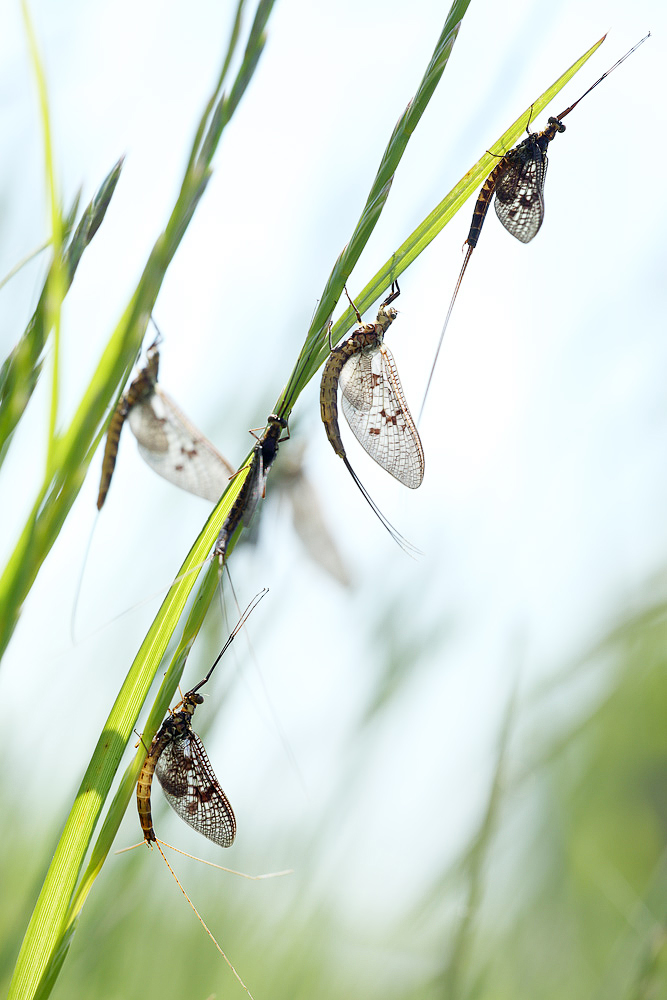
339, 345, 424, 489
155, 732, 236, 848
494, 142, 548, 244
127, 387, 234, 503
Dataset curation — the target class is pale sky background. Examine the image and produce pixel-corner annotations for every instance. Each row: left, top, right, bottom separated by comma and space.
1, 0, 666, 944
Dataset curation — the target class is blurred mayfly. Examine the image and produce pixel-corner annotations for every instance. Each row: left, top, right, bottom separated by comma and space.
213, 413, 288, 564
97, 335, 234, 509
320, 282, 424, 552
420, 33, 650, 419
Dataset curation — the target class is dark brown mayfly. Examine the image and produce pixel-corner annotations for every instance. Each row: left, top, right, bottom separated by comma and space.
212, 413, 289, 563
320, 282, 424, 553
137, 589, 267, 847
97, 334, 234, 510
419, 33, 650, 420
211, 333, 316, 564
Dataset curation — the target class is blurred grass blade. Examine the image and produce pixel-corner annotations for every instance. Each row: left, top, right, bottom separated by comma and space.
21, 0, 65, 479
0, 240, 50, 292
439, 680, 519, 998
0, 157, 123, 466
65, 157, 124, 278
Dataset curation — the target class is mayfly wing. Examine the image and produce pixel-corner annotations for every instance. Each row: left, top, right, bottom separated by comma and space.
339, 344, 424, 489
97, 334, 234, 507
275, 445, 352, 587
155, 731, 236, 848
493, 137, 549, 243
128, 385, 234, 503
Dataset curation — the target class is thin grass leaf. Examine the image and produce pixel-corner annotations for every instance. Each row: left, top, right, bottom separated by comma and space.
0, 240, 50, 292
0, 160, 122, 466
438, 679, 519, 999
21, 0, 66, 478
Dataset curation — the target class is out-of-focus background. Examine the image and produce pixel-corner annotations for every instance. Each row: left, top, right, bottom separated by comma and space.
1, 1, 667, 997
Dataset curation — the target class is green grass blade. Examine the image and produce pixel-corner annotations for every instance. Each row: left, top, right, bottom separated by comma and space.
0, 241, 50, 292
21, 0, 65, 478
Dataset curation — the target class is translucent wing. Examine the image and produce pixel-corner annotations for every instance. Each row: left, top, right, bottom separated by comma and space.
494, 141, 548, 244
155, 732, 236, 848
277, 448, 352, 587
127, 386, 234, 503
339, 344, 424, 489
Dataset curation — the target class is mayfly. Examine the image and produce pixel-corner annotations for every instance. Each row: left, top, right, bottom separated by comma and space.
419, 32, 650, 419
320, 282, 424, 551
137, 589, 266, 846
135, 589, 267, 998
97, 335, 234, 509
213, 413, 288, 563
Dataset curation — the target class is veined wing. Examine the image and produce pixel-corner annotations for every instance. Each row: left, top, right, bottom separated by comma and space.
494, 141, 548, 244
128, 386, 234, 503
155, 732, 236, 848
339, 344, 424, 489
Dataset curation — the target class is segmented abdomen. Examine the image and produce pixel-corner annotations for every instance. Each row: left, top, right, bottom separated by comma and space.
97, 402, 129, 510
137, 730, 171, 843
320, 330, 378, 459
97, 359, 158, 510
466, 154, 511, 249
